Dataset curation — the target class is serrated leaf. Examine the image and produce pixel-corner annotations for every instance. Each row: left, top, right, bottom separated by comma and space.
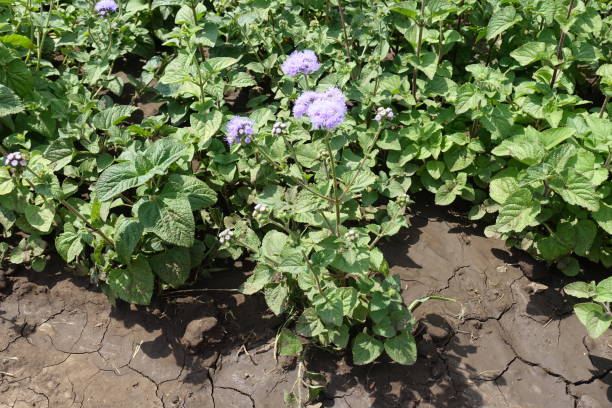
114, 217, 143, 264
487, 6, 521, 40
455, 83, 485, 114
510, 42, 547, 66
107, 256, 154, 305
496, 189, 541, 233
161, 174, 216, 210
55, 231, 84, 263
24, 203, 54, 233
384, 331, 417, 365
264, 283, 289, 315
0, 84, 24, 117
592, 203, 612, 234
550, 172, 599, 211
352, 333, 384, 365
240, 264, 275, 295
277, 329, 303, 356
564, 281, 597, 299
138, 195, 195, 247
149, 247, 191, 287
92, 105, 137, 130
574, 303, 611, 339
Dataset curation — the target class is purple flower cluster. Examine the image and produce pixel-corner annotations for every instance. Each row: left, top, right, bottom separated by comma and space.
374, 106, 394, 121
272, 121, 287, 134
4, 152, 27, 173
95, 0, 119, 16
281, 50, 320, 77
293, 87, 347, 130
225, 116, 255, 145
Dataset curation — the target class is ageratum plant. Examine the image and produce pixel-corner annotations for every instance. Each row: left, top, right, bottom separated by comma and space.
214, 51, 450, 370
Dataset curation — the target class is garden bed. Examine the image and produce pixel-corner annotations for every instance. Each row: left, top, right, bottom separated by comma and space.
1, 198, 610, 408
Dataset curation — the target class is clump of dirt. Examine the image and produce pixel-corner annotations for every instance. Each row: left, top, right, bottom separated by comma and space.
1, 201, 610, 408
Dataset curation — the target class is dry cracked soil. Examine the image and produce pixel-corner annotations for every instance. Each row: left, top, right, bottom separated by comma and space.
1, 199, 610, 408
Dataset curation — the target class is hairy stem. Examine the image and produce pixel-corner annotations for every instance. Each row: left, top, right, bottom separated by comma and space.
599, 95, 609, 118
412, 0, 426, 100
337, 0, 352, 62
324, 133, 341, 236
550, 0, 575, 88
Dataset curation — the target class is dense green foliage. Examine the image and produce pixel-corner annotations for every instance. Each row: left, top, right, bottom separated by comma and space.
0, 0, 611, 383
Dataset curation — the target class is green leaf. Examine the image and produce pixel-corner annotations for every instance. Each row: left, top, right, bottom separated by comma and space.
114, 217, 143, 264
55, 231, 84, 263
510, 42, 547, 66
96, 139, 187, 202
161, 174, 216, 210
549, 172, 599, 211
296, 308, 325, 337
96, 162, 153, 202
277, 329, 303, 356
491, 132, 545, 165
574, 303, 612, 339
0, 84, 24, 116
24, 203, 54, 233
592, 203, 612, 235
107, 256, 155, 305
489, 168, 519, 204
0, 34, 34, 49
564, 281, 597, 299
540, 128, 575, 149
487, 6, 521, 40
138, 195, 195, 247
260, 230, 288, 263
92, 105, 137, 130
435, 173, 467, 206
455, 83, 485, 114
496, 189, 541, 233
352, 333, 384, 365
240, 264, 275, 295
204, 57, 239, 72
425, 160, 445, 179
316, 295, 344, 327
594, 277, 612, 303
149, 247, 191, 288
384, 331, 417, 365
264, 283, 289, 315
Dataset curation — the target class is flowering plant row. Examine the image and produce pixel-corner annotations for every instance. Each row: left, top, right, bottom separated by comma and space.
0, 0, 611, 381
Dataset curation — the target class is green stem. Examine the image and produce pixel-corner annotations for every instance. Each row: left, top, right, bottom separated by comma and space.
412, 0, 426, 100
323, 133, 341, 236
550, 0, 575, 89
599, 95, 609, 118
301, 249, 326, 299
337, 0, 352, 62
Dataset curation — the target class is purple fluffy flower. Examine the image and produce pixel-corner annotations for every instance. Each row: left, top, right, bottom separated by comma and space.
292, 87, 347, 130
95, 0, 119, 16
4, 151, 27, 173
307, 98, 347, 130
293, 91, 320, 118
281, 50, 320, 77
225, 116, 255, 145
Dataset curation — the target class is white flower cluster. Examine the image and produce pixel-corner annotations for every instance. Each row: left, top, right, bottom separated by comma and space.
397, 193, 410, 205
252, 203, 268, 220
374, 107, 394, 121
272, 121, 287, 134
218, 229, 234, 244
346, 228, 358, 242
